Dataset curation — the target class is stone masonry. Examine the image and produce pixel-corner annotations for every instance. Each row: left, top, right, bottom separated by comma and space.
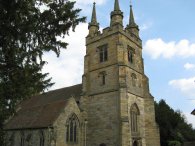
4, 1, 161, 146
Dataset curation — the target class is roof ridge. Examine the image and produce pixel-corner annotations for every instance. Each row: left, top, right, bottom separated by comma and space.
41, 83, 82, 94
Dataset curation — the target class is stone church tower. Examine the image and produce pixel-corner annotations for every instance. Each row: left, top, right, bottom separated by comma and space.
81, 1, 160, 146
4, 1, 160, 146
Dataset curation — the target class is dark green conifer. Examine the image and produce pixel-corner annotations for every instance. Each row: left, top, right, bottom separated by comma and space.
0, 0, 86, 144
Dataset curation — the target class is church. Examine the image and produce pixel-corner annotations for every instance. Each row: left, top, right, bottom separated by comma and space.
4, 0, 161, 146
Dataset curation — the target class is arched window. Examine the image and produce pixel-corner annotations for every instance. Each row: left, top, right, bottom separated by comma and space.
128, 50, 134, 63
20, 132, 25, 146
39, 131, 44, 146
99, 71, 107, 85
66, 114, 79, 143
130, 104, 140, 133
127, 46, 135, 63
131, 73, 137, 87
9, 132, 15, 146
26, 133, 31, 145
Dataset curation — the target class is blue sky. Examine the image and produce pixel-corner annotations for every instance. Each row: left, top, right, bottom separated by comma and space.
43, 0, 195, 127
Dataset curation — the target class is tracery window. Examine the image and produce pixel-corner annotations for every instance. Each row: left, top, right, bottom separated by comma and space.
9, 133, 15, 146
26, 133, 32, 145
66, 114, 79, 143
130, 104, 140, 133
20, 132, 25, 146
40, 131, 44, 146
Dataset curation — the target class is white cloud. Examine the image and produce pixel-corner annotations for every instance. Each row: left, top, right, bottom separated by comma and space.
169, 78, 195, 128
184, 112, 195, 129
184, 63, 195, 70
169, 77, 195, 97
42, 23, 88, 90
140, 22, 153, 31
144, 38, 195, 59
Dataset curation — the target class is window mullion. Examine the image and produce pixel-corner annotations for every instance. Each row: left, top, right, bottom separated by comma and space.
69, 121, 71, 142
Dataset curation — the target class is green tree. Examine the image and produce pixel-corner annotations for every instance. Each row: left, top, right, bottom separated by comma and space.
155, 100, 195, 146
0, 0, 86, 144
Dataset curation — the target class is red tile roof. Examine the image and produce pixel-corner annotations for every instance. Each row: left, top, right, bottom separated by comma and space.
4, 84, 82, 130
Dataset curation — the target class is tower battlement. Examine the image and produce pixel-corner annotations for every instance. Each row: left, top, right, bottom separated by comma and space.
87, 1, 141, 47
86, 25, 142, 47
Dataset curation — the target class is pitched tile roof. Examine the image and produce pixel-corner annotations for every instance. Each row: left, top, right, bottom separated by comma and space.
4, 84, 82, 130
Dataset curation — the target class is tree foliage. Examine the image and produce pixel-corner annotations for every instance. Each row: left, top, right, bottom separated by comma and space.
0, 0, 85, 144
155, 99, 195, 146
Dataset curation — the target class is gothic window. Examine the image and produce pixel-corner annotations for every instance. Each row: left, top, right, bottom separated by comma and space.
26, 133, 31, 145
40, 131, 44, 146
9, 133, 15, 146
128, 50, 133, 63
128, 46, 135, 63
131, 73, 137, 87
99, 45, 108, 62
99, 71, 107, 85
70, 120, 73, 142
66, 124, 69, 142
130, 104, 140, 133
66, 114, 79, 143
20, 132, 25, 146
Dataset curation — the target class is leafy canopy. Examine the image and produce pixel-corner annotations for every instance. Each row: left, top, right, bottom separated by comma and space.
0, 0, 86, 144
155, 100, 195, 146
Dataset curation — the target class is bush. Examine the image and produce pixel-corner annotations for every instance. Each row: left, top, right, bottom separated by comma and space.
168, 141, 181, 146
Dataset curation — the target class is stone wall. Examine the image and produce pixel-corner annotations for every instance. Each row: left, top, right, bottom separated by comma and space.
81, 91, 120, 146
83, 19, 161, 146
144, 97, 161, 146
53, 97, 85, 146
5, 129, 50, 146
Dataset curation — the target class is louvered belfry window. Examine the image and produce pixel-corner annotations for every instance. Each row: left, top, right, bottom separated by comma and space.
127, 46, 135, 63
99, 44, 108, 62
